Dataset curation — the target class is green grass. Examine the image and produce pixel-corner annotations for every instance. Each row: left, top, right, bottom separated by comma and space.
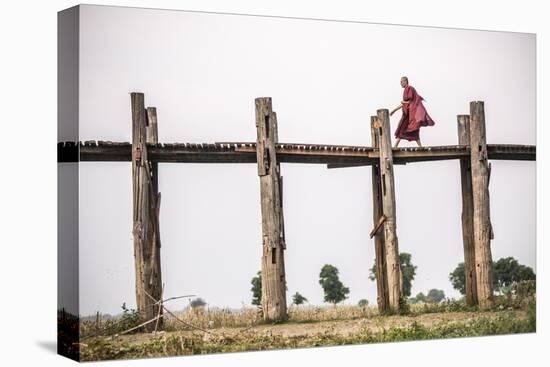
80, 304, 535, 361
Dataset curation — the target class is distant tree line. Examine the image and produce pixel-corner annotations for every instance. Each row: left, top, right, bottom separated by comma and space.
449, 257, 535, 295
409, 289, 446, 304
248, 254, 534, 308
250, 264, 351, 308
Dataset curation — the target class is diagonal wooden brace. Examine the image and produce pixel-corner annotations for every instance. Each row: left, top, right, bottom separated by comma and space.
370, 214, 387, 239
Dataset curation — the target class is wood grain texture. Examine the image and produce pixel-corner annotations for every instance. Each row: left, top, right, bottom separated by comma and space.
457, 115, 478, 306
131, 92, 148, 324
469, 102, 494, 309
65, 141, 535, 164
131, 94, 162, 331
370, 115, 389, 313
145, 106, 163, 330
376, 109, 402, 313
255, 98, 287, 321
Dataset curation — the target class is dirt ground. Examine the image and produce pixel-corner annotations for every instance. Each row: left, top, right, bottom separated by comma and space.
112, 309, 527, 346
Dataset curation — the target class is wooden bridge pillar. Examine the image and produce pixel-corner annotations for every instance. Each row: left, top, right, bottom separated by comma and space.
255, 97, 287, 321
131, 93, 163, 330
146, 107, 163, 328
457, 115, 478, 306
469, 101, 494, 309
370, 116, 389, 313
375, 109, 402, 313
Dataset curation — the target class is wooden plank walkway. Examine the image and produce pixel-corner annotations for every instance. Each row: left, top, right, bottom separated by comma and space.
58, 141, 536, 165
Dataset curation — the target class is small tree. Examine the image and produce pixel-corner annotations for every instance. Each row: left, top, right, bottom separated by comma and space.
319, 264, 350, 305
449, 262, 466, 295
369, 252, 417, 297
292, 292, 308, 306
449, 258, 536, 295
399, 253, 417, 298
189, 297, 207, 309
117, 302, 142, 334
250, 271, 262, 306
426, 289, 445, 303
493, 257, 536, 290
409, 292, 426, 304
358, 299, 369, 307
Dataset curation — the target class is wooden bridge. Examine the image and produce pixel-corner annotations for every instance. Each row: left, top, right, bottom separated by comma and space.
59, 141, 534, 165
58, 93, 535, 329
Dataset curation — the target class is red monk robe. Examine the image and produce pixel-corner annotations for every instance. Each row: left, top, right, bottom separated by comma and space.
394, 85, 435, 141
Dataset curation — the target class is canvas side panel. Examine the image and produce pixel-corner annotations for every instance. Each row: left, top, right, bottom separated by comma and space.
57, 5, 80, 362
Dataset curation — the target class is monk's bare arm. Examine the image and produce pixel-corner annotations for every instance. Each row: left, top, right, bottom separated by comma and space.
390, 103, 403, 116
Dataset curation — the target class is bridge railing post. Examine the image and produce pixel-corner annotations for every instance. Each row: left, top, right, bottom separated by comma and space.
255, 97, 287, 321
375, 109, 402, 313
457, 114, 478, 306
370, 115, 389, 313
469, 101, 494, 309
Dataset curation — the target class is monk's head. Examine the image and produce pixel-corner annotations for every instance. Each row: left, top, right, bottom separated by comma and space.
400, 76, 408, 88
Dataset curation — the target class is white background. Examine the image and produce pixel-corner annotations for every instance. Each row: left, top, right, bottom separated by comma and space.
0, 0, 547, 366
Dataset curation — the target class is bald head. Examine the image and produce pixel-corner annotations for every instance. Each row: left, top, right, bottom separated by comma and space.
400, 76, 409, 88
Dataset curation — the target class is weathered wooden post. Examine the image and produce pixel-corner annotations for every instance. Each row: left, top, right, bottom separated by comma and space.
370, 115, 389, 313
469, 101, 494, 309
255, 97, 287, 321
131, 93, 163, 330
131, 92, 148, 320
457, 115, 478, 306
146, 106, 163, 329
375, 109, 402, 313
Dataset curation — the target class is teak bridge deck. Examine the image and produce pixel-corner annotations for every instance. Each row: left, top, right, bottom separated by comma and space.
59, 141, 534, 165
57, 93, 536, 329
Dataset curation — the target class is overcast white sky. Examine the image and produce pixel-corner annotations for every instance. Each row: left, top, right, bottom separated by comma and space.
74, 5, 535, 315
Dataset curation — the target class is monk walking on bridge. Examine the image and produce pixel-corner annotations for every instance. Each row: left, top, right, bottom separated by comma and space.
390, 76, 435, 148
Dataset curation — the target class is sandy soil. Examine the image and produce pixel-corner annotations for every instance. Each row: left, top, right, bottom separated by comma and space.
109, 310, 526, 345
